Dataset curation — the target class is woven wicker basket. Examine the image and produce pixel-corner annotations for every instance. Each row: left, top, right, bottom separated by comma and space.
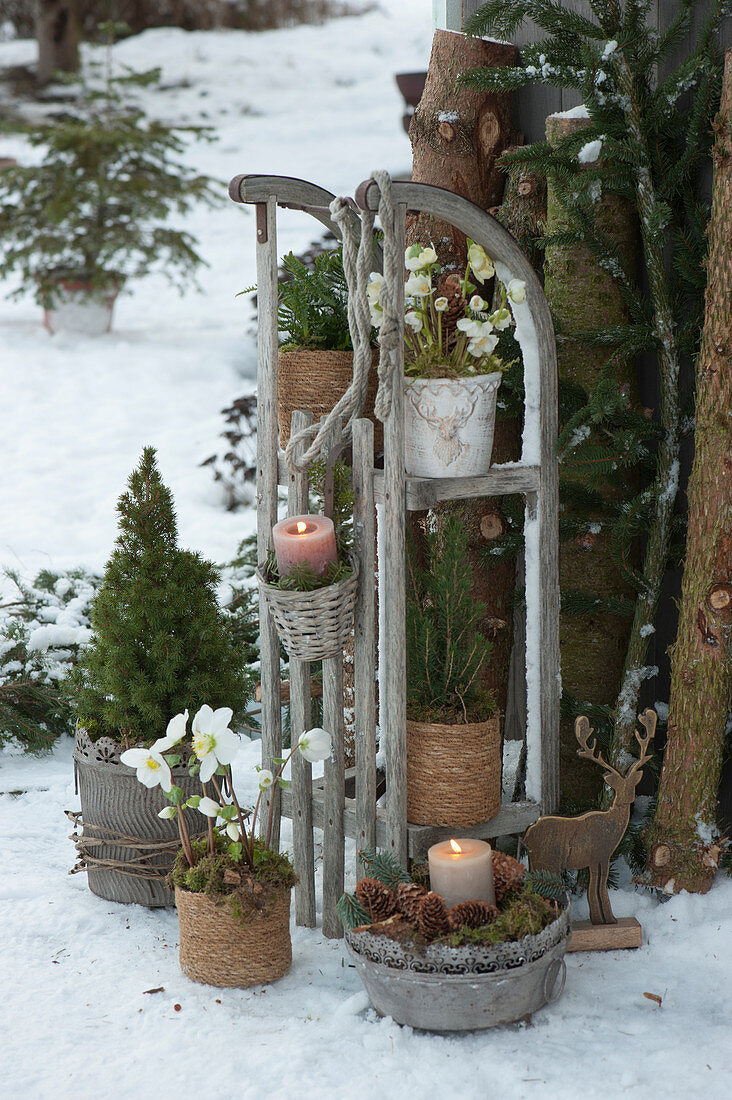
256, 555, 359, 661
278, 348, 382, 450
406, 716, 502, 827
175, 886, 292, 987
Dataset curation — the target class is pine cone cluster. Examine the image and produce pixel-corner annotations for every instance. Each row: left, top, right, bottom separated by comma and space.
492, 851, 525, 904
447, 900, 499, 932
356, 878, 398, 922
395, 881, 428, 923
417, 892, 450, 940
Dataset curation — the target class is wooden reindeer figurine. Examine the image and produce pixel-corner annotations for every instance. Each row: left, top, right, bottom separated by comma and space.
523, 709, 656, 935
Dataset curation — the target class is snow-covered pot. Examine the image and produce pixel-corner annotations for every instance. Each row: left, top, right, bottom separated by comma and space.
345, 895, 571, 1031
404, 372, 502, 478
72, 727, 203, 907
43, 280, 118, 335
175, 885, 292, 988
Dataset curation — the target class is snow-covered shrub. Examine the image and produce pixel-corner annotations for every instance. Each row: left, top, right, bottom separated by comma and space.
0, 568, 98, 752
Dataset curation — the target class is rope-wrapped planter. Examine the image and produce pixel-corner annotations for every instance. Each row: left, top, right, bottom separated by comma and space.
406, 716, 502, 827
278, 348, 382, 451
72, 727, 203, 907
175, 885, 292, 987
256, 554, 359, 661
345, 894, 571, 1030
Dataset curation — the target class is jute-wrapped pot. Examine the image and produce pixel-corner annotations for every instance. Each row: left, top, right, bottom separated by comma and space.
278, 348, 382, 449
406, 716, 501, 827
175, 885, 292, 987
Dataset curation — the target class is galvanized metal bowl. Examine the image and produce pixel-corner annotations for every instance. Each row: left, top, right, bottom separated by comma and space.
345, 895, 571, 1031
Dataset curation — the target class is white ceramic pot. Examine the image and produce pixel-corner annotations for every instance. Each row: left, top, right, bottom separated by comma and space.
404, 372, 502, 478
44, 281, 118, 335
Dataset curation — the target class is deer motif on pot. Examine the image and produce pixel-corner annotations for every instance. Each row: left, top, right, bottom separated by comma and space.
523, 709, 656, 925
409, 386, 480, 468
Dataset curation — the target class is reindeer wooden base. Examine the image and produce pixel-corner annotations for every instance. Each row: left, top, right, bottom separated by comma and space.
523, 709, 656, 953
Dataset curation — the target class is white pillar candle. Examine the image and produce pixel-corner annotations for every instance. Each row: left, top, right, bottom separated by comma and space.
427, 838, 495, 909
272, 514, 338, 579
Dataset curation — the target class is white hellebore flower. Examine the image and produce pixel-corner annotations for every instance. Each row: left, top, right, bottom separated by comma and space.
405, 310, 423, 333
434, 296, 449, 312
456, 318, 483, 339
467, 243, 495, 284
469, 294, 487, 312
257, 769, 274, 791
366, 272, 383, 305
404, 273, 432, 298
158, 805, 177, 819
191, 704, 238, 783
198, 796, 221, 818
152, 708, 189, 753
507, 279, 526, 303
404, 243, 438, 271
120, 747, 172, 792
298, 727, 332, 763
225, 822, 242, 841
468, 330, 500, 358
489, 307, 512, 332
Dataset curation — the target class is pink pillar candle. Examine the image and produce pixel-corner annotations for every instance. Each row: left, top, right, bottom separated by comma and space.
272, 514, 338, 578
427, 838, 495, 909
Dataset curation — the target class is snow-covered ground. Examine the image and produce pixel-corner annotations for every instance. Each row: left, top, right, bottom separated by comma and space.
2, 7, 732, 1098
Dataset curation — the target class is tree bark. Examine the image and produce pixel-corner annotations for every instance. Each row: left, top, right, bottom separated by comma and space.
647, 50, 732, 895
544, 113, 640, 805
406, 31, 520, 727
36, 0, 80, 86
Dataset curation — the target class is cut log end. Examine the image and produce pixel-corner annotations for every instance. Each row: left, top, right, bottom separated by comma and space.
707, 583, 732, 612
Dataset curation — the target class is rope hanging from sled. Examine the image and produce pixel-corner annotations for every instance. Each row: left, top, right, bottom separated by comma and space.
283, 170, 402, 472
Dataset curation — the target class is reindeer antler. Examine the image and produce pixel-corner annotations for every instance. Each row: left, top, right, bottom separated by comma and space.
629, 708, 656, 772
574, 716, 603, 766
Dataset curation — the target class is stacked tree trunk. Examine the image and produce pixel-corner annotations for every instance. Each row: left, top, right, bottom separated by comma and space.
647, 50, 732, 894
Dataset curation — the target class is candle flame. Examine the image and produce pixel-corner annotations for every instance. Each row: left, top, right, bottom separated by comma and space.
449, 839, 462, 854
296, 521, 308, 534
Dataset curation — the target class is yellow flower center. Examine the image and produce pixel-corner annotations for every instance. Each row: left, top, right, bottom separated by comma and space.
145, 758, 160, 772
193, 732, 215, 758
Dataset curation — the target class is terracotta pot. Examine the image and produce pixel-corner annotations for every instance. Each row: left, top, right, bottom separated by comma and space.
43, 279, 118, 335
403, 373, 502, 478
278, 347, 382, 450
175, 885, 292, 987
406, 716, 502, 827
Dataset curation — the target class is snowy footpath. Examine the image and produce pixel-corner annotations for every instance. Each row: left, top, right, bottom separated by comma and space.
1, 735, 732, 1100
2, 4, 731, 1097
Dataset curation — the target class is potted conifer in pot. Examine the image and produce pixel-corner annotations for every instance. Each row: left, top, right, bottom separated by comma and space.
67, 448, 252, 906
276, 248, 381, 449
406, 517, 501, 827
0, 29, 216, 334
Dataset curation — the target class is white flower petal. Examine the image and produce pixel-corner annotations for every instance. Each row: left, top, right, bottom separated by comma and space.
192, 704, 214, 735
158, 805, 177, 819
198, 796, 221, 818
120, 748, 150, 769
199, 754, 217, 784
298, 727, 332, 763
211, 707, 234, 733
258, 769, 274, 790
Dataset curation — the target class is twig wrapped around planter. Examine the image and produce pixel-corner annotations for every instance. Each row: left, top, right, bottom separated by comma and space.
65, 810, 199, 880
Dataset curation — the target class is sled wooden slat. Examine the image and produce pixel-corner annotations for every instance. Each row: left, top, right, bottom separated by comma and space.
353, 419, 377, 873
288, 410, 316, 928
372, 466, 541, 509
255, 194, 282, 851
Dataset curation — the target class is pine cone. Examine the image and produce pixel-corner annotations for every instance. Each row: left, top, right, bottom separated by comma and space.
395, 881, 428, 924
355, 878, 398, 922
417, 891, 450, 940
447, 900, 499, 932
492, 851, 525, 904
437, 272, 467, 344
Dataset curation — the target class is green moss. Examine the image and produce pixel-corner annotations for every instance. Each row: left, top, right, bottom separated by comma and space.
169, 837, 297, 926
441, 889, 557, 948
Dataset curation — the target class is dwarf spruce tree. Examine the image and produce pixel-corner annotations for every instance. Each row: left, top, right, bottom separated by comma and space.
68, 448, 252, 749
